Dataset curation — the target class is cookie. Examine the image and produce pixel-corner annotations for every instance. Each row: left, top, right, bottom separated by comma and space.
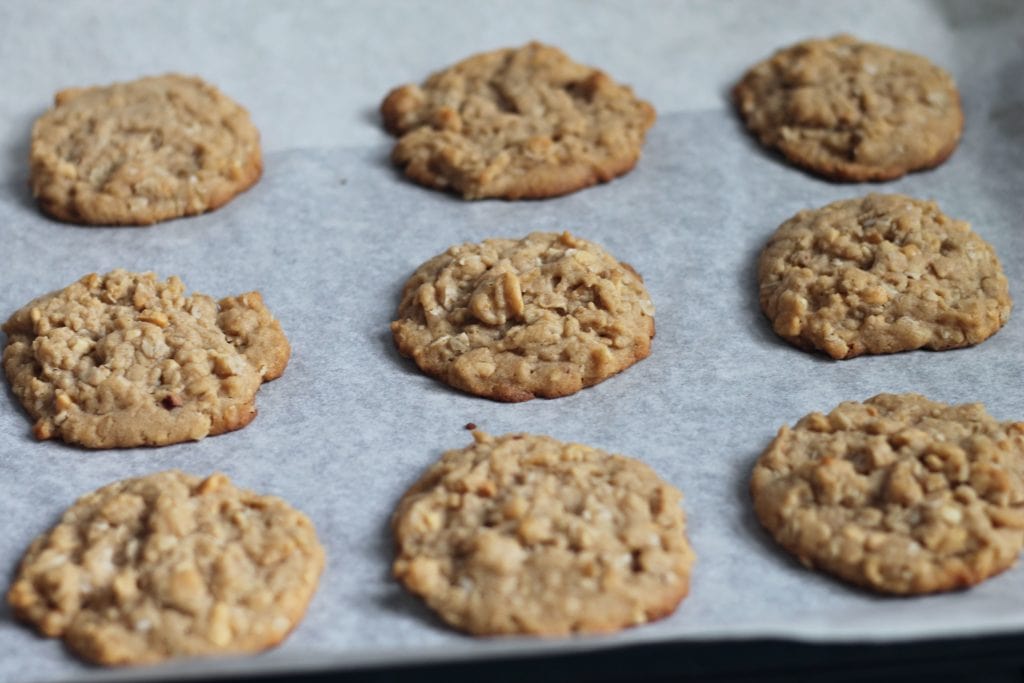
733, 35, 962, 181
7, 471, 324, 665
392, 432, 695, 635
751, 394, 1024, 594
758, 194, 1011, 359
390, 231, 654, 401
381, 42, 655, 199
2, 269, 290, 448
30, 74, 262, 225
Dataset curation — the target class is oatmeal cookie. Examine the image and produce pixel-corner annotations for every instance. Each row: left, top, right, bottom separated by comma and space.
758, 194, 1011, 359
390, 231, 654, 401
381, 42, 655, 199
7, 471, 324, 665
751, 394, 1024, 594
733, 35, 962, 181
2, 270, 290, 448
31, 74, 262, 225
393, 432, 695, 635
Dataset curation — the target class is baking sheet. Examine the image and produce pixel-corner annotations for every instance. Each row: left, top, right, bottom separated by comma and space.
2, 5, 1024, 683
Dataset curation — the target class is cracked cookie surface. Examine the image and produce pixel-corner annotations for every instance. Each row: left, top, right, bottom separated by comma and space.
751, 394, 1024, 594
7, 471, 324, 665
758, 194, 1011, 359
31, 74, 262, 225
381, 42, 655, 199
391, 231, 654, 401
392, 432, 695, 635
2, 269, 290, 448
733, 34, 962, 181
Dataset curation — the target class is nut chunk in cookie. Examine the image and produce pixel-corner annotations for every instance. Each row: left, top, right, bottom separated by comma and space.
2, 270, 290, 448
7, 471, 324, 665
733, 35, 962, 181
393, 432, 695, 635
391, 231, 655, 401
381, 42, 656, 199
751, 393, 1024, 594
30, 74, 262, 225
758, 194, 1011, 359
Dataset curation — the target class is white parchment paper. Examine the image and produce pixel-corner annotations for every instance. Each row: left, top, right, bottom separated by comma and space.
0, 2, 1023, 682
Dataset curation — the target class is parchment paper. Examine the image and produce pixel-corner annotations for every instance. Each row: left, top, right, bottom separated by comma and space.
1, 3, 1023, 682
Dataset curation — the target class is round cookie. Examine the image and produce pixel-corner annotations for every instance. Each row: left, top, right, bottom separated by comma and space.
392, 432, 695, 635
390, 231, 655, 401
733, 34, 962, 181
2, 269, 290, 448
381, 42, 655, 199
758, 194, 1011, 359
7, 471, 324, 665
30, 74, 262, 225
751, 394, 1024, 595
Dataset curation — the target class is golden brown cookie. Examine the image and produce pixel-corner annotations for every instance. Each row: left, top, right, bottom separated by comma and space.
390, 231, 654, 401
30, 74, 262, 225
393, 432, 695, 635
381, 42, 655, 199
751, 394, 1024, 595
2, 270, 290, 448
7, 471, 324, 665
758, 194, 1011, 359
733, 35, 962, 181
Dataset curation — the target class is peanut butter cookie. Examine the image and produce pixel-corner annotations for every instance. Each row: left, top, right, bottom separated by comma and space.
751, 394, 1024, 594
391, 231, 654, 401
31, 74, 262, 225
7, 471, 324, 665
393, 432, 695, 635
2, 270, 290, 448
733, 35, 962, 181
758, 194, 1011, 359
381, 42, 655, 199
